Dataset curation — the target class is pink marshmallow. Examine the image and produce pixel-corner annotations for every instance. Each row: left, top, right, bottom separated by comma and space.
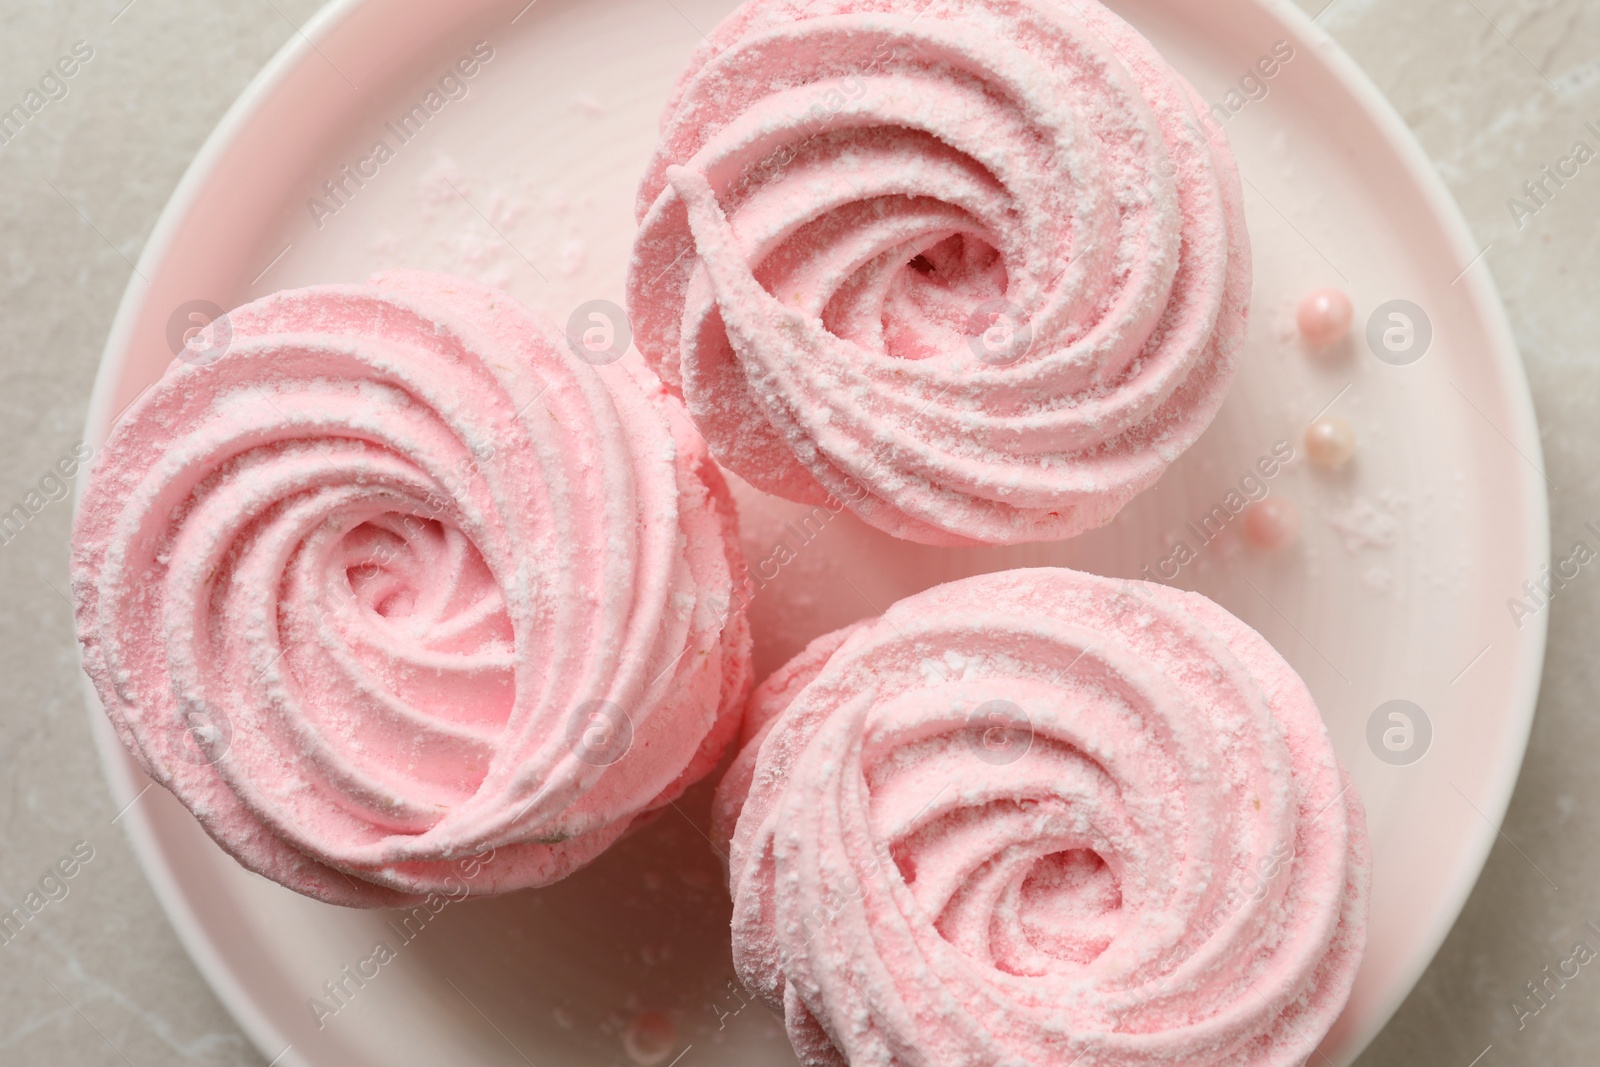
72, 270, 752, 906
715, 568, 1368, 1067
629, 0, 1251, 545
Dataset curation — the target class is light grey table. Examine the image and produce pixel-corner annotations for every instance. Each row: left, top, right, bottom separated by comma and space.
1, 1, 1595, 1063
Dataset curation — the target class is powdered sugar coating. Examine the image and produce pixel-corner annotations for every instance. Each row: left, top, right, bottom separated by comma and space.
715, 568, 1367, 1066
629, 0, 1251, 545
72, 270, 751, 907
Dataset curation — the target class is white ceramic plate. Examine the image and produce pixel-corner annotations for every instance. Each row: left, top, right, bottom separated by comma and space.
80, 0, 1548, 1063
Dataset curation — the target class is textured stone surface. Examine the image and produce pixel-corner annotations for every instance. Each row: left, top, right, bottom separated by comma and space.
0, 0, 1595, 1063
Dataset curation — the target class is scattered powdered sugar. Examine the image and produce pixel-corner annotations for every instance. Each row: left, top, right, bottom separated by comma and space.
1325, 491, 1404, 553
366, 155, 596, 288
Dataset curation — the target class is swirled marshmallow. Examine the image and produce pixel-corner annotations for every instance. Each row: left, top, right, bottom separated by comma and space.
715, 568, 1367, 1066
629, 0, 1251, 545
72, 271, 752, 907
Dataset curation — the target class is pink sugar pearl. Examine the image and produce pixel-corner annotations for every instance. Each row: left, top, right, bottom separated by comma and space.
1297, 288, 1353, 347
1305, 416, 1357, 470
1244, 498, 1301, 550
623, 1011, 676, 1066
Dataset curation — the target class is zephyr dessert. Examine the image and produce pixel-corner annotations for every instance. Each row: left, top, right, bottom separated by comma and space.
629, 0, 1251, 545
715, 569, 1369, 1067
71, 270, 751, 906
